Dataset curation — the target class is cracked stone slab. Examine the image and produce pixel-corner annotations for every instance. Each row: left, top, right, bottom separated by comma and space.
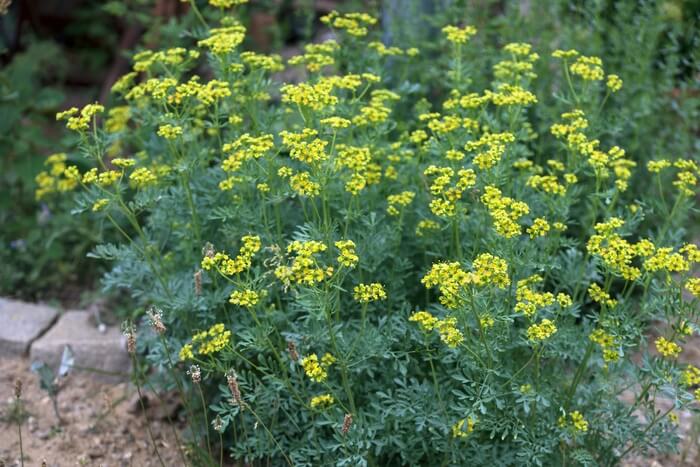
0, 298, 58, 356
30, 310, 131, 382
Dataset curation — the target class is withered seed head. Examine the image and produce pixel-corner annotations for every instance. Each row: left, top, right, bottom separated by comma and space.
122, 321, 137, 355
342, 413, 353, 435
287, 340, 299, 361
147, 306, 166, 335
194, 269, 202, 296
202, 242, 215, 258
188, 364, 202, 384
14, 379, 22, 399
226, 370, 243, 406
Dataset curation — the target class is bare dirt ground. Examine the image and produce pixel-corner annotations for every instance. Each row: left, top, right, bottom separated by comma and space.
621, 330, 700, 467
0, 357, 184, 467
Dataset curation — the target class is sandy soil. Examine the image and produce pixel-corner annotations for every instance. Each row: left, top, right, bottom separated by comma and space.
0, 357, 184, 467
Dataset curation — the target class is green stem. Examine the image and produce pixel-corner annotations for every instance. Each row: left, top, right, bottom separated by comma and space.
131, 355, 166, 467
197, 384, 213, 460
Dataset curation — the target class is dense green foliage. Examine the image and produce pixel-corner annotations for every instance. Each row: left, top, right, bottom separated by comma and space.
11, 0, 700, 465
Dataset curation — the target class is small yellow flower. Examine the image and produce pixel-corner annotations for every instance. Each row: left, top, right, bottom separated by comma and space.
409, 311, 438, 332
442, 25, 477, 44
451, 417, 476, 438
606, 74, 623, 92
527, 319, 557, 342
301, 354, 328, 383
335, 240, 359, 268
655, 337, 681, 359
229, 289, 261, 308
157, 124, 183, 139
310, 394, 335, 409
91, 198, 110, 212
353, 283, 387, 302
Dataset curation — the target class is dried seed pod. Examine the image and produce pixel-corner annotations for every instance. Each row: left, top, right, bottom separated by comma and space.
194, 269, 203, 295
287, 340, 299, 362
226, 370, 243, 406
342, 413, 353, 435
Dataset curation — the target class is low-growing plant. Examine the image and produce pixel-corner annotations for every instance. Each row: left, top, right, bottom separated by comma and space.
46, 2, 700, 465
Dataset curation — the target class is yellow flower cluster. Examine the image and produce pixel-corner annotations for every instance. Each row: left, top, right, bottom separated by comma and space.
280, 128, 328, 164
465, 132, 515, 170
275, 240, 333, 287
588, 283, 617, 308
408, 311, 439, 331
514, 275, 555, 318
335, 240, 359, 268
682, 365, 700, 387
494, 42, 539, 81
320, 116, 351, 129
644, 247, 689, 273
321, 11, 377, 37
132, 47, 199, 72
201, 235, 261, 275
353, 283, 387, 303
105, 106, 130, 133
56, 103, 104, 132
436, 317, 464, 348
480, 186, 530, 238
129, 167, 157, 188
424, 166, 476, 217
559, 411, 589, 433
335, 144, 381, 195
451, 417, 476, 438
586, 218, 647, 281
686, 278, 700, 299
526, 174, 567, 196
569, 55, 604, 81
289, 171, 321, 197
92, 198, 110, 212
353, 89, 400, 126
488, 84, 537, 106
527, 218, 550, 238
387, 191, 415, 216
112, 158, 135, 168
471, 253, 510, 288
157, 124, 183, 139
198, 24, 246, 55
655, 337, 682, 359
179, 323, 231, 361
416, 219, 439, 237
606, 74, 623, 92
35, 153, 80, 199
310, 394, 335, 409
550, 110, 635, 190
422, 254, 510, 308
671, 159, 700, 196
220, 133, 275, 185
229, 289, 261, 308
240, 51, 284, 72
288, 40, 338, 72
442, 25, 477, 44
281, 79, 338, 111
209, 0, 248, 8
590, 329, 620, 363
301, 353, 335, 383
526, 319, 557, 342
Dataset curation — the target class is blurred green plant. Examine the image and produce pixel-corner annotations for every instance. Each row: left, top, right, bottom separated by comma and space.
0, 40, 107, 300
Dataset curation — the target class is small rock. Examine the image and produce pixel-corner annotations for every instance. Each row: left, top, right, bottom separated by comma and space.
0, 298, 58, 356
30, 311, 131, 383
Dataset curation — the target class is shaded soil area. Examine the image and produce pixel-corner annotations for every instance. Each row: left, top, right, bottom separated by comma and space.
0, 357, 184, 467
